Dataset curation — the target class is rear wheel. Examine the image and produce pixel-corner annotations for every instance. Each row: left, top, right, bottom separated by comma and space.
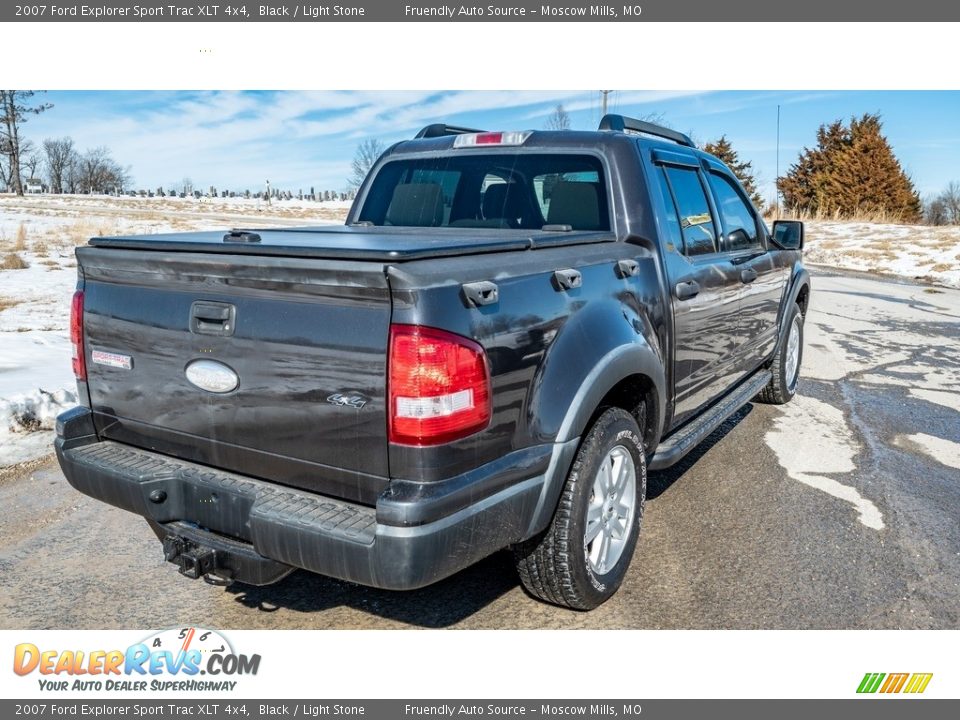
514, 407, 646, 610
756, 302, 804, 405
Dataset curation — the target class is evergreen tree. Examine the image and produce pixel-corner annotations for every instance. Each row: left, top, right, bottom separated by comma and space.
703, 135, 764, 210
778, 114, 921, 222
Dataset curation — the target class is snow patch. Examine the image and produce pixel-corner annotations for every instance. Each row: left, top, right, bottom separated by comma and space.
1, 387, 76, 433
765, 395, 884, 530
0, 388, 77, 466
805, 220, 960, 289
908, 388, 960, 414
898, 433, 960, 471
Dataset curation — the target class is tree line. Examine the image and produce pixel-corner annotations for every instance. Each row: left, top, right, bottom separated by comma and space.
6, 92, 959, 225
1, 91, 132, 195
544, 103, 959, 226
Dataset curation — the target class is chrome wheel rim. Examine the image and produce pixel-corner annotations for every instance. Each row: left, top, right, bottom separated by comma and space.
585, 445, 637, 575
785, 315, 802, 391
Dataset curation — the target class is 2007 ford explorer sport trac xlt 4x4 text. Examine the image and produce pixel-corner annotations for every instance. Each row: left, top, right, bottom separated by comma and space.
55, 115, 810, 609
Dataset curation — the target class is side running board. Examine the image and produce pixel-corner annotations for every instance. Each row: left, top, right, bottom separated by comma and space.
650, 369, 772, 471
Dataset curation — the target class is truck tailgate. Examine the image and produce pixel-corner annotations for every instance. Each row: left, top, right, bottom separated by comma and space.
76, 246, 392, 505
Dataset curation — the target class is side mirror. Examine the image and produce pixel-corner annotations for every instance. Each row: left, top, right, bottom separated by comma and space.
771, 220, 804, 250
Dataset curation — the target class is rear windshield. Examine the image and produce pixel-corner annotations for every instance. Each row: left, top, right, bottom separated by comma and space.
357, 153, 610, 231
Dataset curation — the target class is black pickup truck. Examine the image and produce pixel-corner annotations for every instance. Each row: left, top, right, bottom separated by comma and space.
55, 115, 809, 609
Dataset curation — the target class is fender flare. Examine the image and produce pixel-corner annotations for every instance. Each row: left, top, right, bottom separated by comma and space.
773, 267, 811, 356
524, 339, 666, 538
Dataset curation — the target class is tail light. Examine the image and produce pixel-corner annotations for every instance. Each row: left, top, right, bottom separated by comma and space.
388, 324, 491, 446
70, 290, 86, 381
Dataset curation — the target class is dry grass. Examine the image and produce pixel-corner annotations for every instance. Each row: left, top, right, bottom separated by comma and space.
61, 219, 122, 247
13, 223, 27, 251
1, 252, 29, 270
0, 296, 22, 312
844, 248, 898, 263
930, 263, 953, 273
933, 234, 960, 250
768, 206, 922, 225
33, 240, 48, 257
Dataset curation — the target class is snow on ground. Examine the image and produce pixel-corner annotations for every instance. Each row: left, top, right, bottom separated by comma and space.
804, 220, 960, 288
0, 194, 346, 467
2, 195, 959, 467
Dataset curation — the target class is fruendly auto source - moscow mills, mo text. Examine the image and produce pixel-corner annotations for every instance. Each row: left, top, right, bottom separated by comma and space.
403, 5, 632, 17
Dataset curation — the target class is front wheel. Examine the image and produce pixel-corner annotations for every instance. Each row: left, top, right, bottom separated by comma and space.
514, 407, 646, 610
756, 302, 804, 405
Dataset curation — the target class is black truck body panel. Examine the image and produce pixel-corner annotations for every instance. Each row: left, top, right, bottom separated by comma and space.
57, 125, 809, 591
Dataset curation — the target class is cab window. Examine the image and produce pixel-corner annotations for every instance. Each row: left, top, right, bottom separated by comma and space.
662, 166, 717, 257
708, 172, 761, 252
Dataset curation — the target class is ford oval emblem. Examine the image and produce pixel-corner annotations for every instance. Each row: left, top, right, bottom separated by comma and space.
185, 359, 239, 394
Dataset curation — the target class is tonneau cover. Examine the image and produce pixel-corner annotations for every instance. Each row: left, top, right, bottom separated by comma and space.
88, 224, 616, 261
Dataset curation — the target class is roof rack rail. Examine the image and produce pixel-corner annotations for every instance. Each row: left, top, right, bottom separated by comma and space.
415, 123, 487, 139
598, 114, 695, 148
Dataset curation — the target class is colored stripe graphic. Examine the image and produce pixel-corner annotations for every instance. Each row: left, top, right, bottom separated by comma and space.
857, 672, 933, 694
904, 673, 933, 694
857, 673, 885, 693
880, 673, 909, 693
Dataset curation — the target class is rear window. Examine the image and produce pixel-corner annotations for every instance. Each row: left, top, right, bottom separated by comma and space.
357, 154, 610, 231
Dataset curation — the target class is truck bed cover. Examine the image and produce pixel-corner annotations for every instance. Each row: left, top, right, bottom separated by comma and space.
89, 225, 616, 262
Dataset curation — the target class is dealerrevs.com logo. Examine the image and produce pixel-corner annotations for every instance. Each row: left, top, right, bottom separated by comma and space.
857, 673, 933, 694
13, 627, 261, 692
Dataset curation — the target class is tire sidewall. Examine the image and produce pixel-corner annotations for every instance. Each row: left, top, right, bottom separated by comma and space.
782, 305, 804, 397
568, 410, 646, 607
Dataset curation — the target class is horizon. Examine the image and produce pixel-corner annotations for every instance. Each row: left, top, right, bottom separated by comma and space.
17, 90, 960, 201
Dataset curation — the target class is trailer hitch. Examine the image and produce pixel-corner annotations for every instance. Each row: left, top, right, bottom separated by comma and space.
162, 535, 217, 580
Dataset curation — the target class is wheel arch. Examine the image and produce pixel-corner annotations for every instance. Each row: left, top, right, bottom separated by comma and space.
524, 340, 665, 539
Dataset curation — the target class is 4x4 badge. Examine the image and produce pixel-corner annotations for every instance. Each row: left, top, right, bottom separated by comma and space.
327, 393, 368, 409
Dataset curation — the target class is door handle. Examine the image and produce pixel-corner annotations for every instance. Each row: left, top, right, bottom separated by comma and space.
740, 268, 758, 283
675, 280, 700, 300
190, 301, 236, 337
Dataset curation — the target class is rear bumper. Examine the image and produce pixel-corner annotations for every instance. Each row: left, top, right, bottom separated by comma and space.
55, 408, 564, 590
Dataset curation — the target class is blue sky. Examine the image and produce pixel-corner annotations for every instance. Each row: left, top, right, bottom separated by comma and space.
22, 90, 960, 200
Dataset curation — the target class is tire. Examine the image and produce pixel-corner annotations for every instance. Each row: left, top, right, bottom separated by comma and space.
756, 302, 804, 405
514, 407, 646, 610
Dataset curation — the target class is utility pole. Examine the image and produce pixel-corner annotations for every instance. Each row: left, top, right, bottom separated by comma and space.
600, 90, 612, 116
775, 104, 781, 218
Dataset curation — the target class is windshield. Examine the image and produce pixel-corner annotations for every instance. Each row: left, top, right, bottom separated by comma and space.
356, 153, 610, 231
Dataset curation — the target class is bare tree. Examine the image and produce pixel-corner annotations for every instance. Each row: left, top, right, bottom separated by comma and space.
0, 151, 11, 191
348, 138, 386, 189
925, 181, 960, 225
75, 146, 131, 194
942, 181, 960, 224
926, 197, 948, 226
545, 104, 571, 130
43, 137, 77, 194
0, 91, 53, 195
20, 139, 41, 182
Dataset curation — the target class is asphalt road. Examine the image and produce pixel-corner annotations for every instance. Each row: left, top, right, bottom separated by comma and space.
1, 268, 958, 630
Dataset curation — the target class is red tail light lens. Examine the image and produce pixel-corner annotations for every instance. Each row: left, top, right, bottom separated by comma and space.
388, 324, 491, 446
70, 290, 86, 380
